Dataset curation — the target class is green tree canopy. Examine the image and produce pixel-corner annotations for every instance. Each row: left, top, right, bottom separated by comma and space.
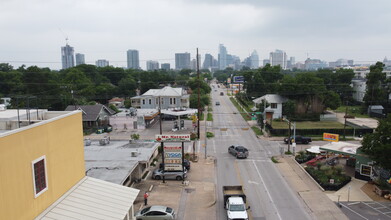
361, 116, 391, 170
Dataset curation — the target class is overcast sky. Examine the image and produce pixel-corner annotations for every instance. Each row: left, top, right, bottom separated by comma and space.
1, 0, 391, 70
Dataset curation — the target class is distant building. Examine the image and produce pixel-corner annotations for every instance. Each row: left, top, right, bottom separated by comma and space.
270, 49, 287, 69
75, 53, 85, 66
161, 63, 170, 70
95, 59, 109, 67
263, 59, 270, 66
146, 60, 159, 71
175, 52, 191, 70
218, 44, 228, 70
61, 43, 75, 69
133, 86, 190, 109
127, 49, 140, 69
190, 55, 201, 70
250, 50, 259, 69
304, 58, 328, 70
287, 57, 295, 69
203, 53, 214, 69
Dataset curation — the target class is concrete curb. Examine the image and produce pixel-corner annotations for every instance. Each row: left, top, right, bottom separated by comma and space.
291, 156, 325, 191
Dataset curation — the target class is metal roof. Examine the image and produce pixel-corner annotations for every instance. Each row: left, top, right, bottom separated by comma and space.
253, 94, 288, 104
35, 176, 139, 220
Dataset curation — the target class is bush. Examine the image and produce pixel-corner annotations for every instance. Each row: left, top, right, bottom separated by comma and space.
305, 165, 351, 191
206, 131, 214, 138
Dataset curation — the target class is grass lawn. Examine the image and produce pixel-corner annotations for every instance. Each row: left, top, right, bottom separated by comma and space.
271, 120, 346, 129
207, 112, 213, 121
333, 105, 370, 118
251, 126, 263, 135
230, 97, 251, 121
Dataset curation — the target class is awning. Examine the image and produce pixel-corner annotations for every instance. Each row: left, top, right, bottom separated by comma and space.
35, 176, 139, 220
161, 109, 198, 116
319, 141, 361, 156
306, 146, 321, 154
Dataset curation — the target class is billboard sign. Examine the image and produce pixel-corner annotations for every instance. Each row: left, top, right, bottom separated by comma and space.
323, 133, 339, 142
156, 134, 191, 142
163, 146, 183, 171
233, 76, 244, 83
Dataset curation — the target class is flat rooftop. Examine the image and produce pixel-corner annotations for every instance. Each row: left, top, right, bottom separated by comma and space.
84, 140, 158, 185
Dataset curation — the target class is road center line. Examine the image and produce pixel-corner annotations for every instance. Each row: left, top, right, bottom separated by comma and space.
252, 160, 282, 220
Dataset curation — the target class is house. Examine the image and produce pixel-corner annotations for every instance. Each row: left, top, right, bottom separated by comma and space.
65, 104, 116, 129
253, 94, 288, 119
108, 97, 125, 108
131, 86, 190, 109
0, 109, 139, 220
368, 105, 386, 118
351, 78, 366, 103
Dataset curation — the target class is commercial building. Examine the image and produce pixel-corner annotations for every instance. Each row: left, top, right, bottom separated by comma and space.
95, 59, 109, 67
0, 109, 139, 219
175, 52, 191, 70
218, 44, 227, 70
146, 60, 159, 71
75, 53, 85, 66
250, 50, 259, 69
61, 43, 75, 69
127, 49, 140, 69
161, 63, 170, 70
270, 49, 287, 69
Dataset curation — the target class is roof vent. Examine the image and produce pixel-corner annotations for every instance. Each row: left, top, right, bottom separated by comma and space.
131, 151, 138, 157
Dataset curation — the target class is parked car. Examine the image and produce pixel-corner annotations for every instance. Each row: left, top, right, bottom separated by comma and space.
159, 159, 191, 171
284, 135, 312, 144
161, 114, 177, 121
152, 168, 187, 180
135, 205, 176, 220
216, 101, 220, 106
228, 145, 249, 159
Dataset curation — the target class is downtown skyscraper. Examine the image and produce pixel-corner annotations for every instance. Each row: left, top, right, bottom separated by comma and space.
175, 52, 191, 70
61, 44, 75, 69
127, 49, 140, 69
270, 49, 287, 69
75, 53, 85, 66
218, 44, 227, 70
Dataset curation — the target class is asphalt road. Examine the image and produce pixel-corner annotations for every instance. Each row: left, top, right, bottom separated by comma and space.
210, 83, 313, 220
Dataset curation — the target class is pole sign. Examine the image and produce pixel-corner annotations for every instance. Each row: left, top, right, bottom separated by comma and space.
323, 133, 339, 142
233, 76, 244, 83
164, 146, 183, 171
156, 134, 191, 142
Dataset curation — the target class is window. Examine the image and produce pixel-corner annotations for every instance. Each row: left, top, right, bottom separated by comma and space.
156, 98, 158, 105
142, 99, 145, 105
149, 99, 152, 105
170, 98, 173, 105
173, 98, 176, 105
271, 103, 277, 109
32, 156, 48, 197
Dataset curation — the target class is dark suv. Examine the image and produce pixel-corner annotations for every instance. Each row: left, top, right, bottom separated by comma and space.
160, 159, 191, 171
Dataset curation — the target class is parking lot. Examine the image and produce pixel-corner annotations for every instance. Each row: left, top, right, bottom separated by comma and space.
340, 201, 391, 219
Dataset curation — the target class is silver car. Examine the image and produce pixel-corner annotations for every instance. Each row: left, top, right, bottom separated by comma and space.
135, 205, 175, 220
152, 168, 187, 181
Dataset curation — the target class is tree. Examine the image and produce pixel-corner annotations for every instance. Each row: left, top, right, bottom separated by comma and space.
363, 62, 388, 107
361, 115, 391, 170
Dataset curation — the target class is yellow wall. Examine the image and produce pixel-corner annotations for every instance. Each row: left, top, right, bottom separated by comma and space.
0, 111, 85, 220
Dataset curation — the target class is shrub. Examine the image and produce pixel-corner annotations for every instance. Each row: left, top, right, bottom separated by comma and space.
206, 131, 214, 138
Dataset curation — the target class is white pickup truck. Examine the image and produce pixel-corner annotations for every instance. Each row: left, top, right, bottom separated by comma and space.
223, 185, 250, 220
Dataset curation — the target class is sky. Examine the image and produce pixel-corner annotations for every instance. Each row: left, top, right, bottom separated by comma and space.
1, 0, 391, 70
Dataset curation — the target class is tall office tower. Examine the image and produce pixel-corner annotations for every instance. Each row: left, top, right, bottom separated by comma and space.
146, 60, 159, 71
218, 44, 227, 70
175, 52, 191, 70
203, 53, 213, 69
75, 53, 85, 66
250, 50, 259, 69
61, 44, 75, 69
95, 59, 109, 67
287, 57, 295, 69
270, 49, 287, 69
127, 49, 140, 69
161, 63, 170, 70
190, 55, 201, 70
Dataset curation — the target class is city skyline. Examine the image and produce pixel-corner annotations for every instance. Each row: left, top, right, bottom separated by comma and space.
1, 0, 391, 70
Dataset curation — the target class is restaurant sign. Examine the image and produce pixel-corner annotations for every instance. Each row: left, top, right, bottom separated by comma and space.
156, 134, 191, 142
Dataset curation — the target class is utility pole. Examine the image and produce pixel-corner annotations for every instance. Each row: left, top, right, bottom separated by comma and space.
197, 48, 200, 139
159, 96, 165, 183
343, 101, 348, 141
288, 120, 291, 153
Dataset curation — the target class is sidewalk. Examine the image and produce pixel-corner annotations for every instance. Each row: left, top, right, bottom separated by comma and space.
131, 153, 216, 220
276, 156, 349, 220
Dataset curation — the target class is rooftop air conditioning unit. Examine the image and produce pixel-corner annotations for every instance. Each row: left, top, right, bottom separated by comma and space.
131, 151, 138, 157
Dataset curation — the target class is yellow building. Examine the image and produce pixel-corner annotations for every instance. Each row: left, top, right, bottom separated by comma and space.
0, 110, 139, 220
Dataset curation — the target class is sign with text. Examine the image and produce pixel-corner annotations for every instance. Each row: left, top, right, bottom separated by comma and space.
156, 134, 191, 142
323, 133, 339, 142
163, 146, 183, 171
360, 164, 372, 177
233, 76, 244, 83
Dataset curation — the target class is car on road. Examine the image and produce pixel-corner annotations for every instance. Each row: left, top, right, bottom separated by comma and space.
159, 159, 191, 171
152, 168, 187, 180
228, 145, 249, 159
216, 101, 220, 105
135, 205, 176, 220
284, 135, 312, 144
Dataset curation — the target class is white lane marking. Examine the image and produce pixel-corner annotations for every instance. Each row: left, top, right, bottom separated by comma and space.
197, 140, 201, 153
248, 180, 259, 185
340, 203, 369, 220
212, 139, 216, 154
252, 160, 282, 220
